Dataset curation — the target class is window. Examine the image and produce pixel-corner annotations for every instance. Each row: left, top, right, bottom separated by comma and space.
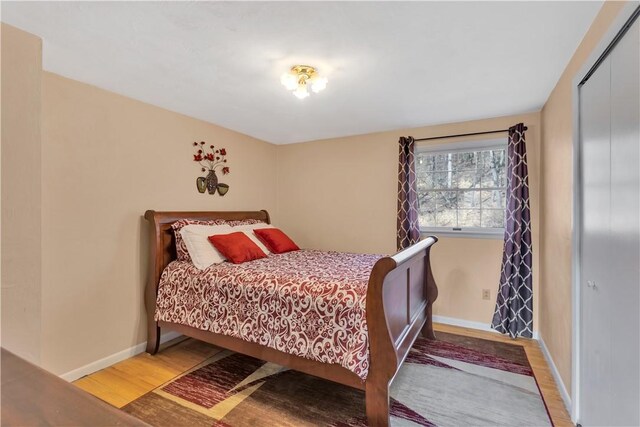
415, 139, 507, 237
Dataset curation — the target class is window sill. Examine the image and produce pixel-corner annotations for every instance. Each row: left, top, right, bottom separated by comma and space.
420, 229, 504, 240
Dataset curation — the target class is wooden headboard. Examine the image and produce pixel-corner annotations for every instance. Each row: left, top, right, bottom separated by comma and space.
143, 210, 270, 352
144, 209, 270, 286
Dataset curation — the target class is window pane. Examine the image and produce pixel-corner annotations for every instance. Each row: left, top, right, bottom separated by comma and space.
417, 190, 436, 209
482, 209, 505, 228
435, 208, 457, 227
418, 209, 436, 228
458, 209, 481, 227
435, 171, 457, 189
454, 151, 479, 170
455, 168, 481, 189
415, 170, 431, 191
480, 190, 506, 208
481, 149, 507, 188
434, 191, 457, 227
434, 191, 457, 209
415, 153, 435, 173
435, 153, 454, 171
458, 190, 481, 208
417, 191, 436, 227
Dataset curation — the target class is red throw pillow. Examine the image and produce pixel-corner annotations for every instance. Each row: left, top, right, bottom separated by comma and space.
208, 232, 267, 264
254, 228, 299, 254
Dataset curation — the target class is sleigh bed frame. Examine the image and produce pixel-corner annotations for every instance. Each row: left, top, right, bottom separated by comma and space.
144, 210, 438, 427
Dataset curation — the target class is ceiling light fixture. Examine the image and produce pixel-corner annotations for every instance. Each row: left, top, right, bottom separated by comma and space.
280, 65, 328, 100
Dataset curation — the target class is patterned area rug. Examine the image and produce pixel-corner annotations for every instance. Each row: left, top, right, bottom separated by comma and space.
123, 332, 552, 426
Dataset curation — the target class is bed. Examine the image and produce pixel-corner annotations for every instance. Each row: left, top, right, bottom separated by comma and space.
144, 210, 438, 427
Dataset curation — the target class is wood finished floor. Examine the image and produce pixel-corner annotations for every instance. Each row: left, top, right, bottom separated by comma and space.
73, 323, 573, 426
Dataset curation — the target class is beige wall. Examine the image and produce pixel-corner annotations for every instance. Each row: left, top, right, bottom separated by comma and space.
39, 72, 277, 374
276, 112, 541, 328
1, 24, 43, 364
539, 1, 627, 394
1, 23, 279, 375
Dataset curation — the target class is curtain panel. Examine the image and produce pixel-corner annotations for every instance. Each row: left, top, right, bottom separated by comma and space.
397, 136, 420, 251
491, 123, 534, 338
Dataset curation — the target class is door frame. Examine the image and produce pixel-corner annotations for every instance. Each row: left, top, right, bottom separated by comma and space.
571, 3, 640, 424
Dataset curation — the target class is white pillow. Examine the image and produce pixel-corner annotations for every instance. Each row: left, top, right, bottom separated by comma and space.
180, 224, 233, 270
233, 223, 275, 255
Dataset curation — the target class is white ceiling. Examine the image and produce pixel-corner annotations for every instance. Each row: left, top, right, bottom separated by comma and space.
2, 1, 602, 144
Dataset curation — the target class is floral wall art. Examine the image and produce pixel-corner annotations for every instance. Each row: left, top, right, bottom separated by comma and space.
192, 141, 230, 195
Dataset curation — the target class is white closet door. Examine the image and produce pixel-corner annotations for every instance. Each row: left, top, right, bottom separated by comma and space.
579, 16, 639, 426
579, 53, 612, 427
608, 18, 639, 426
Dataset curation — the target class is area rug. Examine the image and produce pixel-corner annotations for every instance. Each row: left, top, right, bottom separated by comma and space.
123, 332, 552, 426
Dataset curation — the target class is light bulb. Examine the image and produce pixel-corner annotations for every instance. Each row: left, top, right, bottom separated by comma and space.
293, 85, 309, 99
280, 73, 298, 91
311, 77, 328, 93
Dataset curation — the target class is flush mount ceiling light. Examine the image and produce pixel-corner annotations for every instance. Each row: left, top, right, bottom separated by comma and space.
280, 65, 328, 100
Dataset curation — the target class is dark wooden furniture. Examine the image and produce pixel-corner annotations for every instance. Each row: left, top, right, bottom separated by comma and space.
1, 348, 149, 426
144, 210, 438, 427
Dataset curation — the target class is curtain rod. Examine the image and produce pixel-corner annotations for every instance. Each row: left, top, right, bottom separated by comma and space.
413, 126, 528, 142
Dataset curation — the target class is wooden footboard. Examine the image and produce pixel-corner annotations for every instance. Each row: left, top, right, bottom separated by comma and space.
143, 210, 438, 427
365, 237, 439, 426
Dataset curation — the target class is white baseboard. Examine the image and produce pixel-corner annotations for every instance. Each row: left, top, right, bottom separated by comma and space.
433, 314, 539, 340
539, 336, 572, 412
60, 331, 182, 382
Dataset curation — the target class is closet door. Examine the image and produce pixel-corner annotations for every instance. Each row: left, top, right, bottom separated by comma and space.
608, 17, 639, 426
579, 53, 612, 427
579, 16, 639, 426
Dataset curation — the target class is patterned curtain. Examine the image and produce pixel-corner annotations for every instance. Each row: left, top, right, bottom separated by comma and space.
397, 136, 420, 251
491, 123, 534, 338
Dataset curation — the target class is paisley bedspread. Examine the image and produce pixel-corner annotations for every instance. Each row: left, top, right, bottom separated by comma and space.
155, 250, 383, 380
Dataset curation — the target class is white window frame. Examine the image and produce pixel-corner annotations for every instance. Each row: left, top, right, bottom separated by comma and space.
416, 138, 507, 239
